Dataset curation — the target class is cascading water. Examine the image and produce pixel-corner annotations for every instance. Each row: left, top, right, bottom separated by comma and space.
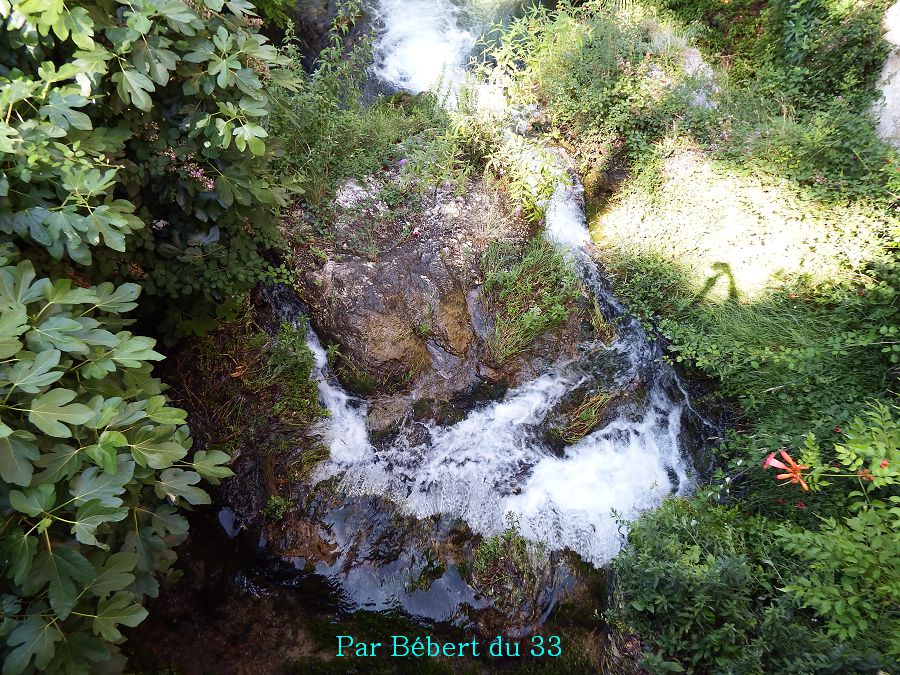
271, 0, 712, 619
306, 177, 698, 566
371, 0, 535, 92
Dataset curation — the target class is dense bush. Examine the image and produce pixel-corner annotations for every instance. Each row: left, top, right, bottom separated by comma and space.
0, 244, 232, 672
1, 0, 297, 336
0, 0, 297, 668
612, 404, 898, 672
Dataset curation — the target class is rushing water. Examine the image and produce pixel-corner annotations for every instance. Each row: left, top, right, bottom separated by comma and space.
371, 0, 539, 92
306, 178, 698, 566
268, 0, 711, 619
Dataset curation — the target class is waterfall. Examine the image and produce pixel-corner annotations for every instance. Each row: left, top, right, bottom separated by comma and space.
287, 0, 705, 571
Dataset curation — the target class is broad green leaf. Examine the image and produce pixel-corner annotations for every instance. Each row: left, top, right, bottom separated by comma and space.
9, 484, 55, 517
27, 388, 93, 438
83, 551, 137, 596
72, 499, 128, 547
3, 615, 60, 675
88, 282, 140, 313
43, 279, 97, 306
0, 305, 28, 339
148, 505, 188, 536
24, 548, 95, 619
69, 456, 135, 506
0, 349, 63, 394
3, 532, 37, 585
91, 592, 148, 642
0, 261, 50, 305
129, 426, 186, 469
58, 6, 95, 49
0, 431, 39, 486
83, 430, 127, 474
32, 443, 81, 484
191, 449, 232, 481
109, 334, 163, 367
155, 468, 210, 504
38, 90, 92, 131
52, 632, 110, 673
26, 316, 88, 353
145, 396, 187, 424
111, 68, 154, 111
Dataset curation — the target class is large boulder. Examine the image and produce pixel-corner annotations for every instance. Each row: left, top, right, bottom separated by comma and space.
290, 171, 593, 434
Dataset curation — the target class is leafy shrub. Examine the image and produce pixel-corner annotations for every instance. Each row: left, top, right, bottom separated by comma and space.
609, 498, 890, 674
0, 0, 297, 336
0, 244, 231, 672
766, 403, 899, 655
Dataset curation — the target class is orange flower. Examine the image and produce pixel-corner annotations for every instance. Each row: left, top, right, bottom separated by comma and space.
763, 449, 810, 491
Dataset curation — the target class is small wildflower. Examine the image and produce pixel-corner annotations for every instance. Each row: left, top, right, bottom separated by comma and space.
788, 293, 798, 299
833, 427, 841, 433
795, 501, 806, 510
412, 227, 420, 238
396, 158, 408, 169
858, 468, 875, 482
776, 498, 784, 504
880, 459, 889, 469
763, 449, 810, 491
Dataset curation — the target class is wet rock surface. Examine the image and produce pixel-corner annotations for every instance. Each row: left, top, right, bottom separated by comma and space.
291, 172, 587, 434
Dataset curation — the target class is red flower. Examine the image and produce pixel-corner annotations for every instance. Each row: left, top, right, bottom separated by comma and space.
795, 501, 806, 510
858, 468, 875, 482
788, 293, 798, 299
763, 449, 810, 491
775, 498, 784, 504
833, 427, 841, 434
880, 459, 889, 469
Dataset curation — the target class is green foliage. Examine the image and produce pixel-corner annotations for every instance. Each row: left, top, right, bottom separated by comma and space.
263, 495, 290, 520
253, 0, 295, 28
777, 500, 898, 652
488, 0, 899, 203
760, 404, 899, 654
268, 9, 452, 217
609, 498, 892, 674
1, 0, 298, 336
481, 237, 583, 364
0, 244, 231, 672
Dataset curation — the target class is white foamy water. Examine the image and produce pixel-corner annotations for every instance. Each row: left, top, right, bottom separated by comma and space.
545, 181, 591, 248
308, 183, 696, 564
301, 0, 699, 567
372, 0, 526, 92
372, 0, 478, 92
307, 335, 371, 464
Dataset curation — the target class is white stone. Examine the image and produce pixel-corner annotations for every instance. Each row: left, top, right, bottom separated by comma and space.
874, 2, 900, 147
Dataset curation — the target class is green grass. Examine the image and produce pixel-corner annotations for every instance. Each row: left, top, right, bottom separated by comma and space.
481, 237, 584, 364
562, 391, 615, 444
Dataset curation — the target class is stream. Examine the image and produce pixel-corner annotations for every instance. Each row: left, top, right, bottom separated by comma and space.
132, 0, 718, 666
254, 0, 713, 626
